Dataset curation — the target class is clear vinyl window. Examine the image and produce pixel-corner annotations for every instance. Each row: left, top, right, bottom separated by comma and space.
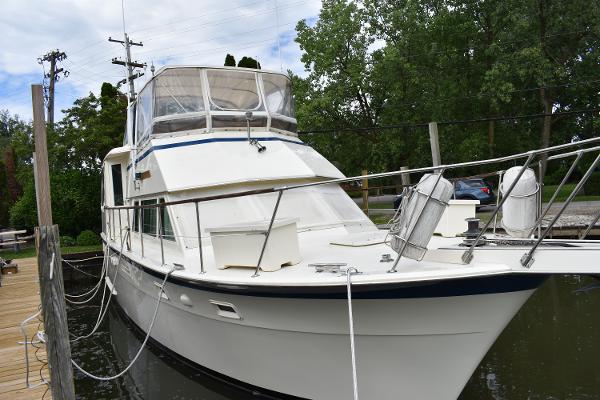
154, 68, 204, 117
262, 73, 295, 118
207, 69, 263, 111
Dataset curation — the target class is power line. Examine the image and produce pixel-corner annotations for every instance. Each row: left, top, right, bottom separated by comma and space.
298, 108, 600, 135
67, 0, 309, 71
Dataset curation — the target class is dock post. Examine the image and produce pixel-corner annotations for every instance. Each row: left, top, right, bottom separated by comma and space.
32, 84, 76, 400
429, 122, 441, 171
362, 169, 369, 216
400, 166, 411, 188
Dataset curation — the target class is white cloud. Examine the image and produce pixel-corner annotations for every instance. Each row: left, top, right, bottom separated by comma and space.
0, 0, 322, 120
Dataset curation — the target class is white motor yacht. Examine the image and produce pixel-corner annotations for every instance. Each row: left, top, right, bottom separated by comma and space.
100, 65, 600, 400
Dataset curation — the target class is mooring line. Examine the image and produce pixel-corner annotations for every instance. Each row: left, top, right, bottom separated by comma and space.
64, 245, 108, 304
20, 305, 50, 389
70, 231, 129, 342
346, 267, 360, 400
71, 265, 177, 381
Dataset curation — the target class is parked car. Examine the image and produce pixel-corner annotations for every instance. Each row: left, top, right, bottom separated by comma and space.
393, 178, 496, 209
453, 178, 496, 205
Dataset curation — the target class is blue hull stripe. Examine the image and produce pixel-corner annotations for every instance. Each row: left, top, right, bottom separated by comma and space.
108, 245, 546, 299
128, 136, 306, 168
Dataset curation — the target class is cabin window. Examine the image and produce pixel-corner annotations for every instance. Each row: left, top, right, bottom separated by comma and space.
262, 73, 295, 118
154, 69, 204, 117
207, 70, 263, 111
136, 84, 154, 143
139, 198, 175, 241
111, 164, 124, 206
159, 198, 175, 241
142, 199, 157, 236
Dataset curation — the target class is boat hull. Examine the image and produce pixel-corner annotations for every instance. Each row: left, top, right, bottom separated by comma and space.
107, 253, 542, 400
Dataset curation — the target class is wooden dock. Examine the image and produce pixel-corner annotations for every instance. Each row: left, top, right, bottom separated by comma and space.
0, 257, 51, 400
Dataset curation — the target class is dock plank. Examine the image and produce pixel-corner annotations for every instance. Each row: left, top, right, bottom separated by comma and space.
0, 257, 51, 400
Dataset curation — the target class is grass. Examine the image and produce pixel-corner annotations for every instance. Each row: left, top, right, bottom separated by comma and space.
369, 214, 393, 225
367, 202, 395, 210
1, 244, 103, 260
541, 183, 600, 203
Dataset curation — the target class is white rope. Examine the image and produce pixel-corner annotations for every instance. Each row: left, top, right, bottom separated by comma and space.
63, 258, 102, 278
346, 267, 360, 400
63, 255, 105, 263
71, 265, 176, 381
20, 306, 50, 389
64, 244, 108, 303
70, 232, 128, 342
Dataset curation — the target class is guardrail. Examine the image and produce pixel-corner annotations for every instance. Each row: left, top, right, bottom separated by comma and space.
104, 136, 600, 275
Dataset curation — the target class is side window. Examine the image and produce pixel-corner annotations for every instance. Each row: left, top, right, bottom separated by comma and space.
142, 199, 157, 236
159, 198, 175, 241
111, 164, 124, 206
136, 84, 154, 144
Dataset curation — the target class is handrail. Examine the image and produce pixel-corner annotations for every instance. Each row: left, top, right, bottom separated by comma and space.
520, 152, 600, 268
104, 136, 600, 211
102, 136, 600, 276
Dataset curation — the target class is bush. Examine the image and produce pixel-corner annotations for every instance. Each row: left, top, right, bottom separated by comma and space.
60, 235, 76, 247
584, 173, 600, 196
76, 230, 101, 246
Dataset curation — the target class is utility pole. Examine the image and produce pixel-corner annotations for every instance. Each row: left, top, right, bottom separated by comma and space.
38, 50, 69, 125
109, 34, 145, 99
31, 84, 76, 400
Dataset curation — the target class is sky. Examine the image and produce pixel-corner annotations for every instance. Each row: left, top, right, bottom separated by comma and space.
0, 0, 321, 121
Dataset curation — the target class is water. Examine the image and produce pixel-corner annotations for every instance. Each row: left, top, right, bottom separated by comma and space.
65, 268, 600, 399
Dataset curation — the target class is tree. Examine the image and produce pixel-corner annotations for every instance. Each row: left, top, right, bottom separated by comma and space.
294, 0, 600, 182
7, 83, 127, 234
224, 54, 236, 66
0, 110, 29, 227
237, 56, 261, 69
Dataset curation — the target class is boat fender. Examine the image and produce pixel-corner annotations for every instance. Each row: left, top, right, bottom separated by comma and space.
110, 254, 120, 266
179, 294, 193, 307
500, 166, 539, 238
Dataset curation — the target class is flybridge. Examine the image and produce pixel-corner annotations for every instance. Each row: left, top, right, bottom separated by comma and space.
131, 66, 297, 145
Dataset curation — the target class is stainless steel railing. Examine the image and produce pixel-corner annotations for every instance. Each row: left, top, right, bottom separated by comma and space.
102, 136, 600, 275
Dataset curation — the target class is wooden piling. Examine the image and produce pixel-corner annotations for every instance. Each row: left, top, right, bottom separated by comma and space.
35, 226, 75, 400
31, 84, 76, 400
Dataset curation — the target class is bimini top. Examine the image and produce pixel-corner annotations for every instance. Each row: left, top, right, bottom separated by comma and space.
134, 66, 297, 143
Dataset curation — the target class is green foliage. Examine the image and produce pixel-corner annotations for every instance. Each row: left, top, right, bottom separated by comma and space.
0, 111, 29, 226
237, 56, 261, 69
224, 54, 236, 66
294, 0, 600, 180
584, 173, 600, 196
3, 82, 125, 235
60, 235, 76, 247
76, 230, 101, 246
9, 170, 102, 235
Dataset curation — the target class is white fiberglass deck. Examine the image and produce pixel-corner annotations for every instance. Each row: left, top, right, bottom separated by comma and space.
104, 226, 600, 289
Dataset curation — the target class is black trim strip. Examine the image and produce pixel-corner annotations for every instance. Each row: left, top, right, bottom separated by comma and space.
107, 244, 546, 299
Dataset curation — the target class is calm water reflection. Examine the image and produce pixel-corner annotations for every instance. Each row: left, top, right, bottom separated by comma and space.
66, 273, 600, 399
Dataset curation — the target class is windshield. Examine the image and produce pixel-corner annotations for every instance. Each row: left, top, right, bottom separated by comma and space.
262, 73, 295, 118
207, 69, 263, 111
154, 68, 204, 117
